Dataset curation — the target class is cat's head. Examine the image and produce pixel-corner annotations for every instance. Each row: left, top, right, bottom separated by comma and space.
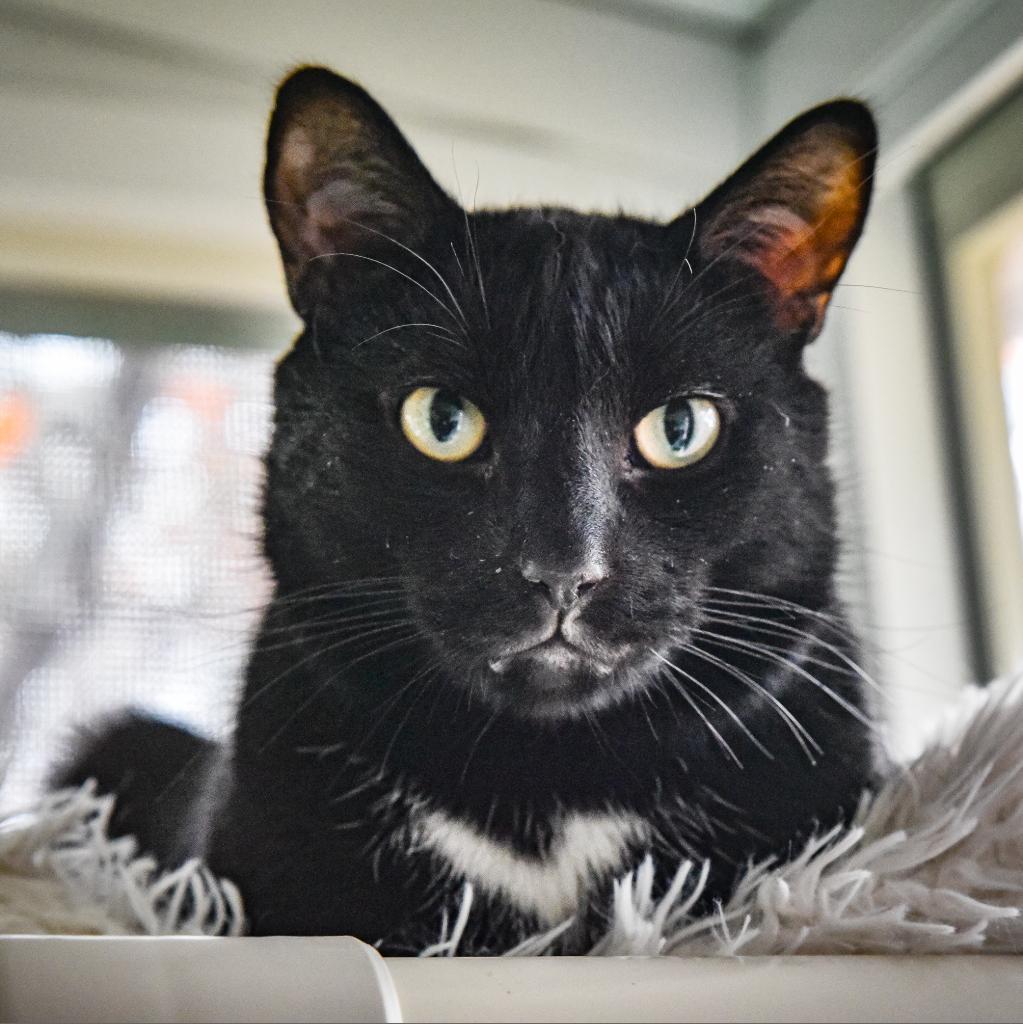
261, 67, 876, 721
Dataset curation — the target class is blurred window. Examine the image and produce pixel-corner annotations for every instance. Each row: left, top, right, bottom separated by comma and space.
0, 293, 289, 810
917, 85, 1023, 682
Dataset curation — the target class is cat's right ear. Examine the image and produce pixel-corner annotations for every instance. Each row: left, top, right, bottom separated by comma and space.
264, 67, 455, 315
679, 100, 877, 343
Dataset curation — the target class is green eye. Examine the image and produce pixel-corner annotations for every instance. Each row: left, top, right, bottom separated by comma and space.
400, 387, 487, 462
633, 397, 720, 470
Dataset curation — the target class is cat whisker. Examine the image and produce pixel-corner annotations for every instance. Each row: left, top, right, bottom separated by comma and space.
340, 629, 427, 677
671, 267, 759, 321
658, 286, 758, 341
269, 197, 471, 336
308, 250, 467, 342
647, 673, 688, 737
691, 627, 880, 735
424, 329, 464, 350
701, 608, 887, 701
677, 640, 821, 762
352, 322, 457, 351
196, 599, 410, 660
278, 572, 404, 590
248, 621, 416, 667
654, 666, 744, 768
332, 656, 444, 777
633, 687, 662, 745
240, 619, 419, 719
651, 207, 698, 333
651, 649, 771, 761
668, 290, 760, 339
703, 617, 866, 684
324, 214, 471, 334
269, 574, 406, 601
459, 708, 502, 785
579, 706, 636, 779
369, 660, 446, 768
704, 590, 866, 647
250, 609, 413, 655
265, 589, 408, 615
579, 705, 611, 755
257, 628, 425, 754
258, 594, 409, 628
701, 592, 913, 696
704, 587, 859, 642
452, 161, 490, 330
450, 241, 467, 281
161, 607, 415, 675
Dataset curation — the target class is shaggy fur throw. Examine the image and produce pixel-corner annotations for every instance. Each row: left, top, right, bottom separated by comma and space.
2, 675, 1023, 955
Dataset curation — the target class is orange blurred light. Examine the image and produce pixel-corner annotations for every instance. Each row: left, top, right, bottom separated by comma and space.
0, 392, 33, 463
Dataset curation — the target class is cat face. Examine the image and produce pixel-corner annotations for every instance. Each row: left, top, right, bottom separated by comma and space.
262, 68, 876, 720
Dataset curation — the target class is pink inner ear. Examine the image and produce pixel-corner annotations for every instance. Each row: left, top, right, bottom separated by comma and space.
700, 132, 870, 336
274, 126, 317, 204
273, 125, 405, 262
740, 180, 862, 334
304, 180, 402, 257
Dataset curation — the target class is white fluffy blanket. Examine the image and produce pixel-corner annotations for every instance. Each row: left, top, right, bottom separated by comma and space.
3, 675, 1023, 955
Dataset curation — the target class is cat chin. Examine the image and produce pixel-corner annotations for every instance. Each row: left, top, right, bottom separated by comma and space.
472, 647, 660, 723
487, 638, 615, 677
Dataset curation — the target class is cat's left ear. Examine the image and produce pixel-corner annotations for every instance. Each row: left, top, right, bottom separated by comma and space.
264, 66, 456, 315
683, 100, 877, 340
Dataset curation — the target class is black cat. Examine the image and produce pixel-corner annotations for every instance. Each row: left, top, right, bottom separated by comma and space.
58, 67, 883, 953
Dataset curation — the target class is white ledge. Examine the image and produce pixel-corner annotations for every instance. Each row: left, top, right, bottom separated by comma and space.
2, 936, 1022, 1023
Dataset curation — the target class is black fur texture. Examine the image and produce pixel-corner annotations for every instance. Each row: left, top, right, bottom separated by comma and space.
59, 68, 882, 953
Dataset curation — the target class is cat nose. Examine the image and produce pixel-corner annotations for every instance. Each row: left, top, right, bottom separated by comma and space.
520, 560, 605, 611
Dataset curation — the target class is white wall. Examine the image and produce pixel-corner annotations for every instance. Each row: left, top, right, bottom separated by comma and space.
0, 0, 747, 312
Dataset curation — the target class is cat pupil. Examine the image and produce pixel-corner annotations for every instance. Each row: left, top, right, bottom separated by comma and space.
663, 399, 694, 451
430, 389, 464, 442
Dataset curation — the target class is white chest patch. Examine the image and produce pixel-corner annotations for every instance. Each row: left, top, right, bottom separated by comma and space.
411, 808, 648, 925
